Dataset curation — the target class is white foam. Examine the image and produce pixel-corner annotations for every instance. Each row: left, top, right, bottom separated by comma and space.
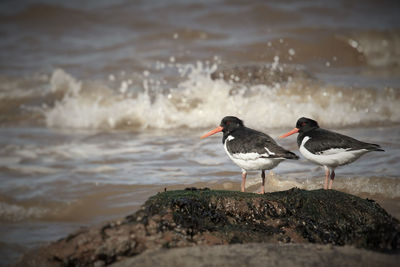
246, 172, 400, 198
331, 176, 400, 198
50, 68, 81, 95
0, 202, 50, 222
10, 141, 148, 163
245, 171, 303, 192
4, 165, 59, 175
42, 64, 400, 131
351, 33, 400, 68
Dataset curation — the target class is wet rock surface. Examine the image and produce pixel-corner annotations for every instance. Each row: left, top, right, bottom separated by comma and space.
16, 188, 400, 267
113, 243, 400, 267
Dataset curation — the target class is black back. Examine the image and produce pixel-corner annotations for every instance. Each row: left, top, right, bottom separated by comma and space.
295, 117, 384, 153
220, 116, 299, 159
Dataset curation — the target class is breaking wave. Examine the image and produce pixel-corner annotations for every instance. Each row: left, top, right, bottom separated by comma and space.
2, 62, 400, 131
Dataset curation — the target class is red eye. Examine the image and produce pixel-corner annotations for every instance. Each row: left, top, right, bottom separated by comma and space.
301, 122, 307, 126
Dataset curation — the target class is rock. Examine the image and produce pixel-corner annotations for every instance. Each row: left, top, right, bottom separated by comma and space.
15, 188, 400, 267
112, 243, 400, 267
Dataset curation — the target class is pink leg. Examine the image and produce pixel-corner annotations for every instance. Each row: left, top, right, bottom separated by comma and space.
324, 167, 330, 190
328, 170, 335, 190
241, 171, 247, 192
258, 170, 266, 194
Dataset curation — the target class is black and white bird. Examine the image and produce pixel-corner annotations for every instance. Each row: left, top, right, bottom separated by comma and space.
201, 116, 299, 194
280, 117, 384, 190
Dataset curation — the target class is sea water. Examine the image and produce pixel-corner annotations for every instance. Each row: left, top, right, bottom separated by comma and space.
0, 0, 399, 265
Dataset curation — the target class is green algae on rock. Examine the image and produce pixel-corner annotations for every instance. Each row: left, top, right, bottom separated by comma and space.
16, 188, 400, 267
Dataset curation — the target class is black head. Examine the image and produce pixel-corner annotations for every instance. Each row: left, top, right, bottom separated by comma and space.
200, 116, 244, 139
220, 116, 244, 134
280, 117, 319, 139
295, 117, 319, 133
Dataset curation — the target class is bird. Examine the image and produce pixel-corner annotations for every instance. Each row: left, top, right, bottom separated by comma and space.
279, 117, 384, 190
201, 116, 299, 194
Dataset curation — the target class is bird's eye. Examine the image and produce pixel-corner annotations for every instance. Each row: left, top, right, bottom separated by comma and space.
301, 122, 307, 126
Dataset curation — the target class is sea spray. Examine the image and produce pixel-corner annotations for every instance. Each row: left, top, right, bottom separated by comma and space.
41, 63, 400, 131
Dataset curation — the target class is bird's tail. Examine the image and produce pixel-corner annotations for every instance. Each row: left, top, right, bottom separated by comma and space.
367, 143, 384, 152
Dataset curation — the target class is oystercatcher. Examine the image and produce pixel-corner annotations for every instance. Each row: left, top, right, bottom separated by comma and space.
201, 116, 299, 194
279, 117, 384, 190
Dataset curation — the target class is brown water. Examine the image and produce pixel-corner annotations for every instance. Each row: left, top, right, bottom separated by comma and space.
0, 0, 400, 265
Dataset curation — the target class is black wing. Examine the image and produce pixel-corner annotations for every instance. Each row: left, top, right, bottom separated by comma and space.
301, 128, 384, 154
228, 127, 299, 159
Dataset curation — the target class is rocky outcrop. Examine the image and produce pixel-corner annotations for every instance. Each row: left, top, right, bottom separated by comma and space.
16, 188, 400, 267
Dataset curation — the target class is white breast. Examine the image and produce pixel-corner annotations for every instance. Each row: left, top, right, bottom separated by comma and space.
223, 135, 283, 171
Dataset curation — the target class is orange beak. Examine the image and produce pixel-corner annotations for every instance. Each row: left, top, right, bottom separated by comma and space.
201, 126, 223, 139
279, 128, 299, 138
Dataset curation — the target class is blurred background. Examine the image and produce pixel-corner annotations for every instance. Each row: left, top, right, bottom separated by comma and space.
0, 0, 399, 265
